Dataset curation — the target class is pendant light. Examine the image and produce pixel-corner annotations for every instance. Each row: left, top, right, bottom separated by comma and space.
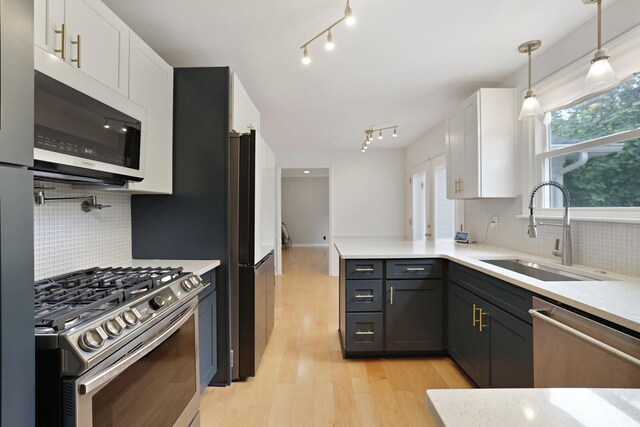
584, 0, 618, 91
518, 40, 544, 120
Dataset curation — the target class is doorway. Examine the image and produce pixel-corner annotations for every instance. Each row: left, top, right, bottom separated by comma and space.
411, 171, 428, 241
279, 168, 331, 275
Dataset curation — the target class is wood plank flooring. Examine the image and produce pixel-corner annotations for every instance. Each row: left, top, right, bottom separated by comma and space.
201, 247, 474, 426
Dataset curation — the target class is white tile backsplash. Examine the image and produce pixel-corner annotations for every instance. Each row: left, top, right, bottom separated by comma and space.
33, 183, 132, 280
465, 197, 640, 277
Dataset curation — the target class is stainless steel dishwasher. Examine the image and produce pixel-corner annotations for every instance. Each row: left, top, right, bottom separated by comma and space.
530, 297, 640, 387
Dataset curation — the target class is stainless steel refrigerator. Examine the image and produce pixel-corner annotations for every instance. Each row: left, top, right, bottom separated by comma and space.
230, 130, 275, 379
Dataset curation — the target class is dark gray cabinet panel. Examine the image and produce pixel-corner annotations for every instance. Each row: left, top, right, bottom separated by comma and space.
345, 260, 383, 279
488, 303, 533, 388
386, 259, 443, 280
198, 285, 217, 393
448, 283, 490, 387
346, 280, 383, 312
346, 313, 384, 352
1, 167, 35, 426
0, 0, 34, 167
386, 280, 443, 352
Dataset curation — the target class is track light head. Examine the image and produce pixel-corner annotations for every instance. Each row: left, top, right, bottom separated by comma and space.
393, 127, 397, 137
345, 0, 356, 25
378, 130, 383, 140
103, 119, 110, 129
325, 30, 335, 51
302, 46, 311, 65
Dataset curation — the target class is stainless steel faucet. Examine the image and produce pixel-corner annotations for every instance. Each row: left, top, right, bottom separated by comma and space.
528, 181, 573, 266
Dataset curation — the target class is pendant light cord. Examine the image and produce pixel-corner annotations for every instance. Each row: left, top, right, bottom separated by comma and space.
597, 0, 602, 50
528, 49, 532, 91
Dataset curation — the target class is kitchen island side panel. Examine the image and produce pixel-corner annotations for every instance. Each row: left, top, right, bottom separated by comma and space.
132, 67, 231, 385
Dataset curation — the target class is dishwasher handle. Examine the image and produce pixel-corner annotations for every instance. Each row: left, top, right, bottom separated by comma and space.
529, 308, 640, 369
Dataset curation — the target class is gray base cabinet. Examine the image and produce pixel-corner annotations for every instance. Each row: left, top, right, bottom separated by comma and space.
386, 280, 443, 352
198, 270, 218, 393
339, 258, 444, 356
448, 264, 533, 388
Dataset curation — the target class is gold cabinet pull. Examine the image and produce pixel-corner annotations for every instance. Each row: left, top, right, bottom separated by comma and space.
479, 309, 487, 332
54, 24, 66, 59
472, 303, 477, 326
71, 34, 81, 68
390, 286, 394, 305
459, 179, 464, 193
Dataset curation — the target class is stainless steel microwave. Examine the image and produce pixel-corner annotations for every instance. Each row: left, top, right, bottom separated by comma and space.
33, 71, 144, 185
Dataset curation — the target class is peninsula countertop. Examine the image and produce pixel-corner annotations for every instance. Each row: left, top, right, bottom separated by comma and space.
334, 239, 640, 333
426, 388, 640, 426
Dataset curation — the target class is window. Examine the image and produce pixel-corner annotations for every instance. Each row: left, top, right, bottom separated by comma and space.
539, 74, 640, 210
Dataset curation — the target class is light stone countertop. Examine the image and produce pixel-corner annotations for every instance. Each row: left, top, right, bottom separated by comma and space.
127, 259, 220, 277
426, 388, 640, 426
334, 239, 640, 332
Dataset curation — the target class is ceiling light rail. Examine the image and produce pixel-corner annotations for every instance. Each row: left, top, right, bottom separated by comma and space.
300, 0, 356, 65
361, 125, 398, 152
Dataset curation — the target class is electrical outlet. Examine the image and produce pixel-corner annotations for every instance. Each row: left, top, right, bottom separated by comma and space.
491, 215, 499, 229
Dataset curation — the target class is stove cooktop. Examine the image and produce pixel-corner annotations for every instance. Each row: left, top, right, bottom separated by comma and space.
34, 266, 185, 333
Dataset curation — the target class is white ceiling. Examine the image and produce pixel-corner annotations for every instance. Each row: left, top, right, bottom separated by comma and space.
282, 168, 329, 178
103, 0, 610, 151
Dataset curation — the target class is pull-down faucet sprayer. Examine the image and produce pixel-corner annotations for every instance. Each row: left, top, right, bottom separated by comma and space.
528, 181, 573, 266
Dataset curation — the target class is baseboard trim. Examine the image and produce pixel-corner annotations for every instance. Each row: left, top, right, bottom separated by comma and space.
291, 243, 330, 248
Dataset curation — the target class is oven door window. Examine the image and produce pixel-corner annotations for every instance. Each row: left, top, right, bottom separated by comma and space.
91, 316, 196, 427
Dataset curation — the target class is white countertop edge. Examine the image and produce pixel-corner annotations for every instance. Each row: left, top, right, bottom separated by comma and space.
334, 240, 640, 333
128, 259, 221, 277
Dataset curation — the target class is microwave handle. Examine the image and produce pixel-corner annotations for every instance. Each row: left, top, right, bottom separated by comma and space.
78, 300, 198, 395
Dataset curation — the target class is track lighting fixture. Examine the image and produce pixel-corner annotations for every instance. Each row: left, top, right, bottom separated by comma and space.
302, 46, 311, 65
121, 126, 128, 132
518, 40, 544, 120
103, 119, 110, 129
360, 125, 399, 151
583, 0, 618, 91
345, 0, 356, 26
300, 0, 356, 65
325, 30, 335, 51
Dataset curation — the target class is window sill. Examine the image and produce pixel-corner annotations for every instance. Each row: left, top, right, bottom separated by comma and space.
516, 214, 640, 224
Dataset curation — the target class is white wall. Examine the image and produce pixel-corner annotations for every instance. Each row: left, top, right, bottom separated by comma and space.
282, 177, 329, 246
275, 148, 406, 275
404, 0, 640, 277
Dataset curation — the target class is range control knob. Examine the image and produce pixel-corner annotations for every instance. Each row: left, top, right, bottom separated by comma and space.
150, 295, 166, 310
181, 279, 193, 292
122, 310, 139, 328
103, 319, 123, 338
78, 329, 105, 352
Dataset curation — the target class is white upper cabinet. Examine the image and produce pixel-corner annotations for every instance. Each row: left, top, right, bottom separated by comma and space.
34, 0, 130, 95
231, 72, 260, 134
127, 32, 174, 194
446, 88, 517, 199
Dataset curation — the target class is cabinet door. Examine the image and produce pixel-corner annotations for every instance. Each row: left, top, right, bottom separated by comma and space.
231, 73, 248, 133
64, 0, 129, 95
386, 280, 443, 352
461, 92, 480, 198
445, 111, 463, 199
1, 0, 34, 167
488, 303, 533, 388
246, 95, 260, 133
448, 283, 489, 387
34, 0, 65, 55
198, 289, 217, 393
127, 32, 174, 194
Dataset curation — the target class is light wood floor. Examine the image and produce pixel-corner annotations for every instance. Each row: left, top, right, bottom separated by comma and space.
200, 247, 474, 426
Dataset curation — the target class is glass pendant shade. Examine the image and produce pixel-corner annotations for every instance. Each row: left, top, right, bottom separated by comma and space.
519, 91, 544, 120
585, 51, 619, 92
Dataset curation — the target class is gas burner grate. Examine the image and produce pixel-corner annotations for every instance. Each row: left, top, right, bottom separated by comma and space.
34, 266, 185, 332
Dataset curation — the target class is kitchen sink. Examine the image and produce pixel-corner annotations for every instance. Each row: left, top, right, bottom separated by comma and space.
480, 259, 611, 282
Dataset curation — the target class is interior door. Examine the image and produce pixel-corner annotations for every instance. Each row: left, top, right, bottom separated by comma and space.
431, 155, 460, 240
410, 165, 431, 241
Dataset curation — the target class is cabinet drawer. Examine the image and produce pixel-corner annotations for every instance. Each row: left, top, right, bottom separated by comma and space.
386, 259, 443, 279
345, 313, 384, 352
345, 260, 383, 279
346, 280, 383, 312
450, 263, 533, 324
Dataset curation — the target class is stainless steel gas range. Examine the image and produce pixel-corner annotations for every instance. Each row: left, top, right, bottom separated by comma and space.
35, 267, 204, 427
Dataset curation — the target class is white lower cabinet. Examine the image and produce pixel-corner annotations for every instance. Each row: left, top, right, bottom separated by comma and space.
127, 32, 174, 194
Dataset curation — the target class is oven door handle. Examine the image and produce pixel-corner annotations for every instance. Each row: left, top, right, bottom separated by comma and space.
78, 300, 198, 395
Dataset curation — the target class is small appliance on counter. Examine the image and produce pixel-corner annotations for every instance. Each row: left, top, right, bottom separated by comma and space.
35, 266, 204, 427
